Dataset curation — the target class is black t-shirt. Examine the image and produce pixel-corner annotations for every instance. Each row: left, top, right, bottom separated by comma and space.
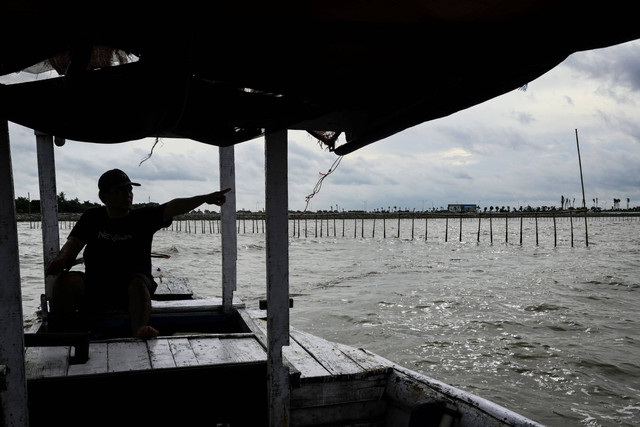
69, 205, 171, 283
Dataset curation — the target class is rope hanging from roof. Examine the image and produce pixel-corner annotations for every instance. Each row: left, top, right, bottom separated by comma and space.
298, 154, 344, 217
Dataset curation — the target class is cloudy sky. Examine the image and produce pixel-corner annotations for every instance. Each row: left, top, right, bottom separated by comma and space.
5, 39, 640, 212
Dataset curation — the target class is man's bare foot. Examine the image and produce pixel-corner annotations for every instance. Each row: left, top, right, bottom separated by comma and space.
136, 325, 159, 340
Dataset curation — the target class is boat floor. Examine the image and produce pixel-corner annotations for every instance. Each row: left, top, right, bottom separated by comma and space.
24, 297, 396, 426
24, 297, 541, 427
24, 298, 390, 382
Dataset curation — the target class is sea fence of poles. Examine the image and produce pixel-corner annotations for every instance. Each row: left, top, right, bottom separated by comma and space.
23, 211, 640, 248
282, 212, 638, 247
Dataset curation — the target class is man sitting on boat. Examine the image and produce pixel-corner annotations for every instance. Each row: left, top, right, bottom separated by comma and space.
44, 168, 231, 339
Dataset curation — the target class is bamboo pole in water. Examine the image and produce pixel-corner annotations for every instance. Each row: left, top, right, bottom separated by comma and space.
489, 214, 493, 244
372, 216, 376, 238
412, 215, 415, 240
575, 129, 589, 246
425, 217, 428, 241
445, 216, 448, 242
383, 215, 386, 238
519, 215, 523, 246
477, 215, 481, 242
505, 214, 508, 244
570, 210, 574, 247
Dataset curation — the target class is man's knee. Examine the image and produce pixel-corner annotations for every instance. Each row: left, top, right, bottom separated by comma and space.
50, 272, 86, 318
128, 276, 150, 297
52, 271, 86, 297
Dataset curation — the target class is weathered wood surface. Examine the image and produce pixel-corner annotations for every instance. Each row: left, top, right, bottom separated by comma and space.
250, 313, 391, 380
35, 132, 60, 299
219, 145, 238, 311
152, 276, 193, 300
22, 302, 541, 426
25, 334, 267, 380
0, 119, 29, 426
150, 297, 244, 312
25, 306, 391, 384
25, 346, 69, 379
151, 266, 193, 300
25, 301, 400, 427
265, 129, 291, 426
249, 314, 328, 379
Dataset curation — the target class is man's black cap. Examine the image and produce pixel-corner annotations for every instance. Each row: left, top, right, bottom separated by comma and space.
98, 169, 141, 192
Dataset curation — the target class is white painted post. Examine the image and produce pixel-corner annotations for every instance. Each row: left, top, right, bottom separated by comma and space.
0, 119, 29, 426
219, 145, 237, 312
265, 129, 290, 426
35, 131, 60, 299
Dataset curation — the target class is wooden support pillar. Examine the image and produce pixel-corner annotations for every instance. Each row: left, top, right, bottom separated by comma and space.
0, 119, 29, 426
219, 146, 237, 312
35, 131, 60, 299
265, 129, 291, 426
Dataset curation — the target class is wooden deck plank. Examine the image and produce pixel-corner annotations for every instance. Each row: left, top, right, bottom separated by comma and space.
25, 346, 69, 380
334, 343, 392, 372
107, 341, 151, 373
151, 297, 244, 313
168, 338, 199, 367
67, 342, 108, 376
147, 339, 177, 369
290, 328, 363, 376
189, 337, 232, 365
284, 339, 331, 379
249, 315, 329, 379
222, 337, 267, 363
153, 277, 193, 300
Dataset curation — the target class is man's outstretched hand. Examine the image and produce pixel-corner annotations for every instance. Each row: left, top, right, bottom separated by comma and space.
208, 188, 232, 206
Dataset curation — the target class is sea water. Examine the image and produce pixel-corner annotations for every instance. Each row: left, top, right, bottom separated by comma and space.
17, 216, 640, 426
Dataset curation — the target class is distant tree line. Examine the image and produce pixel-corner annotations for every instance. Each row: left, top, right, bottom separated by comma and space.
16, 193, 637, 215
14, 192, 157, 214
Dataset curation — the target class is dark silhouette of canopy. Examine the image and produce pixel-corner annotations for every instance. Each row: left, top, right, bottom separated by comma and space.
2, 2, 639, 154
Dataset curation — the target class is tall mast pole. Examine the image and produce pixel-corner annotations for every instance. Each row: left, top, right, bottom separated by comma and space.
575, 129, 589, 247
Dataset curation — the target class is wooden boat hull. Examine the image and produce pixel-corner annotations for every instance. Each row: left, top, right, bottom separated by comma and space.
24, 299, 542, 426
27, 361, 268, 426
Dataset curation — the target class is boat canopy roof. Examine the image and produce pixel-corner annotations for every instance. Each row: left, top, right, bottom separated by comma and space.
2, 1, 640, 154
